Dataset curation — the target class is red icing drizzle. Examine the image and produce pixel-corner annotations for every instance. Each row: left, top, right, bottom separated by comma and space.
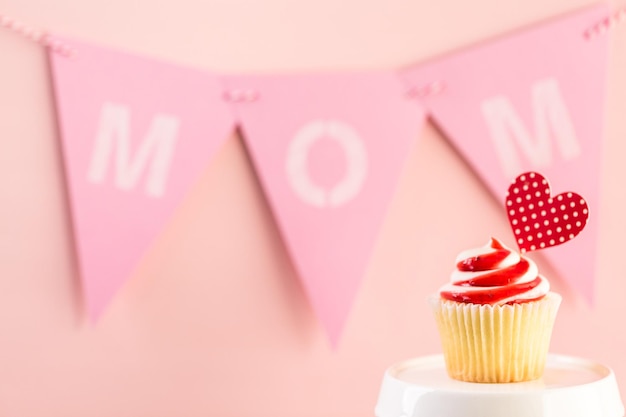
457, 259, 530, 287
441, 238, 544, 305
440, 276, 543, 304
456, 249, 510, 272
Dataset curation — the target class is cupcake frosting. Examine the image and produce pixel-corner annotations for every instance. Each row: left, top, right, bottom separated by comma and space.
439, 237, 549, 305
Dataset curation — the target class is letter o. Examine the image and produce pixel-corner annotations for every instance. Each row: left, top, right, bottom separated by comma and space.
285, 119, 368, 208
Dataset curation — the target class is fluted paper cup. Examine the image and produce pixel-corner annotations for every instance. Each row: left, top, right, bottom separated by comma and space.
430, 292, 561, 383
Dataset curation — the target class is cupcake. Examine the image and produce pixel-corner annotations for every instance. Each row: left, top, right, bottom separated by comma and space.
430, 237, 561, 383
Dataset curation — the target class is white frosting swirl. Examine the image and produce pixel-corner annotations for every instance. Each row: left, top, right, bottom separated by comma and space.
438, 238, 550, 305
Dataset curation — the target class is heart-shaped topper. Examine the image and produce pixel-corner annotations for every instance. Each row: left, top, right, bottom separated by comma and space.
506, 172, 589, 253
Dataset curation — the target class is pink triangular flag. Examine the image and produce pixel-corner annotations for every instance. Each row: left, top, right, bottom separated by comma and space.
224, 73, 426, 345
49, 37, 235, 319
400, 4, 609, 303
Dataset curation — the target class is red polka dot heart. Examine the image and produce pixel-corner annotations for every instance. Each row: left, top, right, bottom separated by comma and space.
506, 172, 589, 253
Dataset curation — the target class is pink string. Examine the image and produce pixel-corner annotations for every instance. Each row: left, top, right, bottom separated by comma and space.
584, 6, 626, 40
2, 7, 624, 60
406, 80, 446, 98
0, 12, 74, 56
222, 89, 260, 102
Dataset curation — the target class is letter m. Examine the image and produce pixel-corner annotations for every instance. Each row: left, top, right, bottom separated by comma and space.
481, 78, 580, 179
87, 102, 180, 197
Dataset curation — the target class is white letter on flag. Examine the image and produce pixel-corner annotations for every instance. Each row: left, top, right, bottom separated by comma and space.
481, 78, 581, 178
286, 120, 368, 208
87, 102, 180, 198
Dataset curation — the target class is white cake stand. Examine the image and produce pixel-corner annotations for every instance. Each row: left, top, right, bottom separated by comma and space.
375, 354, 624, 417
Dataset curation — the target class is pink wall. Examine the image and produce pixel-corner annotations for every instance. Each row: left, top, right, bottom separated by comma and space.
1, 0, 624, 416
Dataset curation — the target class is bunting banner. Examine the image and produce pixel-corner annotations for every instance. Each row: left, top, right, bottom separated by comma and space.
224, 73, 426, 345
49, 38, 236, 319
399, 3, 609, 303
46, 3, 609, 343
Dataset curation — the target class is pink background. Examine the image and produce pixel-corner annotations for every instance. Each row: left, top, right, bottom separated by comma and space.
0, 0, 624, 416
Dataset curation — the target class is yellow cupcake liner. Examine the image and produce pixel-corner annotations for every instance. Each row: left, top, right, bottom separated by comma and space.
430, 292, 561, 383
